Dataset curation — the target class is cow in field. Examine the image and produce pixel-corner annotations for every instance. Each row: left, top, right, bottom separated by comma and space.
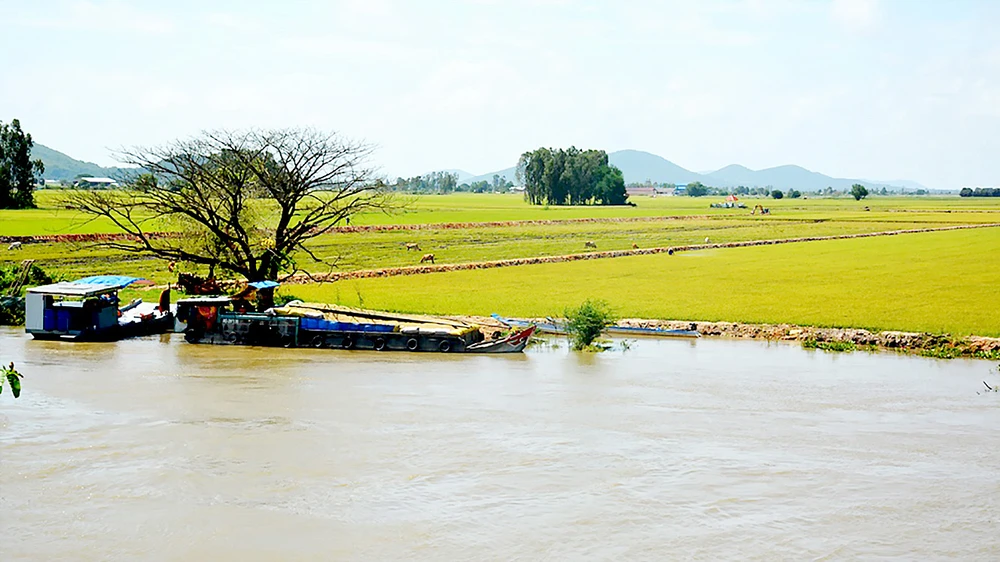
405, 242, 421, 251
7, 242, 22, 251
632, 243, 639, 249
584, 241, 597, 249
420, 253, 435, 264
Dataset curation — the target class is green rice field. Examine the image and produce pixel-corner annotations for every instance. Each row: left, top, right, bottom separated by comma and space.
284, 227, 1000, 337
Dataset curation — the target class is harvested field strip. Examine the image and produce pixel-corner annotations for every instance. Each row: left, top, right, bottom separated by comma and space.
282, 222, 1000, 284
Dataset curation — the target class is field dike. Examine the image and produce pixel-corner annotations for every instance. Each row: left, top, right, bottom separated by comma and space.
478, 316, 1000, 360
0, 215, 721, 244
280, 222, 1000, 284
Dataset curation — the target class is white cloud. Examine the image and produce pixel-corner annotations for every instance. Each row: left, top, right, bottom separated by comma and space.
16, 0, 175, 34
830, 0, 880, 31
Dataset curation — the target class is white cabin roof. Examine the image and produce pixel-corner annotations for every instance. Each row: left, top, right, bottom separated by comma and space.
27, 282, 122, 297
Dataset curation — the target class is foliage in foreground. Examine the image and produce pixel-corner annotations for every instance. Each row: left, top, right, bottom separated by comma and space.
1, 362, 23, 399
564, 299, 617, 351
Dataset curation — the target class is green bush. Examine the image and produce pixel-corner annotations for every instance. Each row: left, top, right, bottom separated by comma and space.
564, 299, 616, 351
0, 263, 57, 326
0, 263, 57, 296
0, 297, 25, 326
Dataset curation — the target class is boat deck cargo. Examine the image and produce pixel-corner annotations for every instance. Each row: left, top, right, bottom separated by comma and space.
175, 297, 533, 354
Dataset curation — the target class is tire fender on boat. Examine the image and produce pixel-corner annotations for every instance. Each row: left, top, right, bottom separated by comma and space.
374, 337, 387, 351
406, 337, 419, 351
439, 340, 452, 353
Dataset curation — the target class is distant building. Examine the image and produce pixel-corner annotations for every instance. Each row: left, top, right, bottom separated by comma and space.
625, 186, 678, 197
75, 177, 119, 188
626, 186, 656, 196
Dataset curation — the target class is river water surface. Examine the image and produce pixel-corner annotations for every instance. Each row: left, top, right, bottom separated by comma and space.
1, 327, 998, 560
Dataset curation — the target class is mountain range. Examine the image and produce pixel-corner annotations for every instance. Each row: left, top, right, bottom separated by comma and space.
32, 144, 128, 182
33, 143, 931, 192
458, 150, 931, 192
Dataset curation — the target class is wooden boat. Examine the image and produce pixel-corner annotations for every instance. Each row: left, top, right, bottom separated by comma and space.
175, 297, 534, 354
25, 275, 173, 341
491, 314, 700, 339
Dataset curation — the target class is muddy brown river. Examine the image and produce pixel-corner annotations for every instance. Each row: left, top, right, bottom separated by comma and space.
1, 327, 998, 560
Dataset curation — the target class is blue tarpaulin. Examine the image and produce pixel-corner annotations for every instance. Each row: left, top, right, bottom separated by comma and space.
70, 275, 141, 288
248, 280, 280, 290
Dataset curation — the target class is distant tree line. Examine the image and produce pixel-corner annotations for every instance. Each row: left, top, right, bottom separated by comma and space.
627, 179, 930, 199
959, 187, 1000, 197
388, 171, 459, 193
517, 147, 627, 206
388, 172, 514, 194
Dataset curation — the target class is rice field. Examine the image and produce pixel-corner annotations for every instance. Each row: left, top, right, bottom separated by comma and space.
283, 227, 1000, 337
4, 192, 999, 336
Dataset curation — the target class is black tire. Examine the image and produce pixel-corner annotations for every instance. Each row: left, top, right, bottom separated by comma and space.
341, 336, 354, 350
184, 330, 203, 344
374, 337, 387, 351
281, 335, 296, 348
439, 340, 452, 353
310, 335, 325, 348
406, 337, 419, 351
224, 331, 238, 343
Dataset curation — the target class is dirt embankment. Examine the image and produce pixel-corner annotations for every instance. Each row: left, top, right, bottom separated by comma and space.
522, 317, 1000, 359
0, 215, 719, 244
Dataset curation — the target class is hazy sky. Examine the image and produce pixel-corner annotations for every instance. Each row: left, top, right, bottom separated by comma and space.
3, 0, 999, 188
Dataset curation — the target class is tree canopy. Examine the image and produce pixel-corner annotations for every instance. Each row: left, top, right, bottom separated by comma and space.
850, 183, 869, 201
0, 119, 44, 209
516, 147, 627, 206
70, 128, 392, 282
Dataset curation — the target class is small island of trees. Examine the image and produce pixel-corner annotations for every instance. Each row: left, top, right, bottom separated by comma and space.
517, 147, 627, 206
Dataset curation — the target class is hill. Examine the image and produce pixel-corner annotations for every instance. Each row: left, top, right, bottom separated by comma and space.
608, 150, 703, 185
31, 144, 125, 182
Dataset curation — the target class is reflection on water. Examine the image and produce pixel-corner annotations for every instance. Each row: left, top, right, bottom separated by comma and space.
1, 327, 998, 560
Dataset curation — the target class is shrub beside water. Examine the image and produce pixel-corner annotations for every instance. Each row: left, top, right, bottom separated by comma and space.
564, 299, 616, 351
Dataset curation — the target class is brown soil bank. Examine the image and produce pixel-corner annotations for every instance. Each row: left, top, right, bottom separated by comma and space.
497, 317, 1000, 360
650, 320, 1000, 359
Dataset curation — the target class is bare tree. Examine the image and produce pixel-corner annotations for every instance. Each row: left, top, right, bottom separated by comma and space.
69, 128, 393, 281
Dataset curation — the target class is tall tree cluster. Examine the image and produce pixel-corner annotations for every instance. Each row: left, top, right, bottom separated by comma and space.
960, 187, 1000, 197
516, 147, 627, 206
0, 119, 45, 209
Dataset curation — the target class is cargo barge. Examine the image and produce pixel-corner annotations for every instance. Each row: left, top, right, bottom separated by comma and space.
174, 297, 534, 353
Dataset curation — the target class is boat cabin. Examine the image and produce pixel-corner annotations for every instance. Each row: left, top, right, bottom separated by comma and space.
25, 277, 136, 339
